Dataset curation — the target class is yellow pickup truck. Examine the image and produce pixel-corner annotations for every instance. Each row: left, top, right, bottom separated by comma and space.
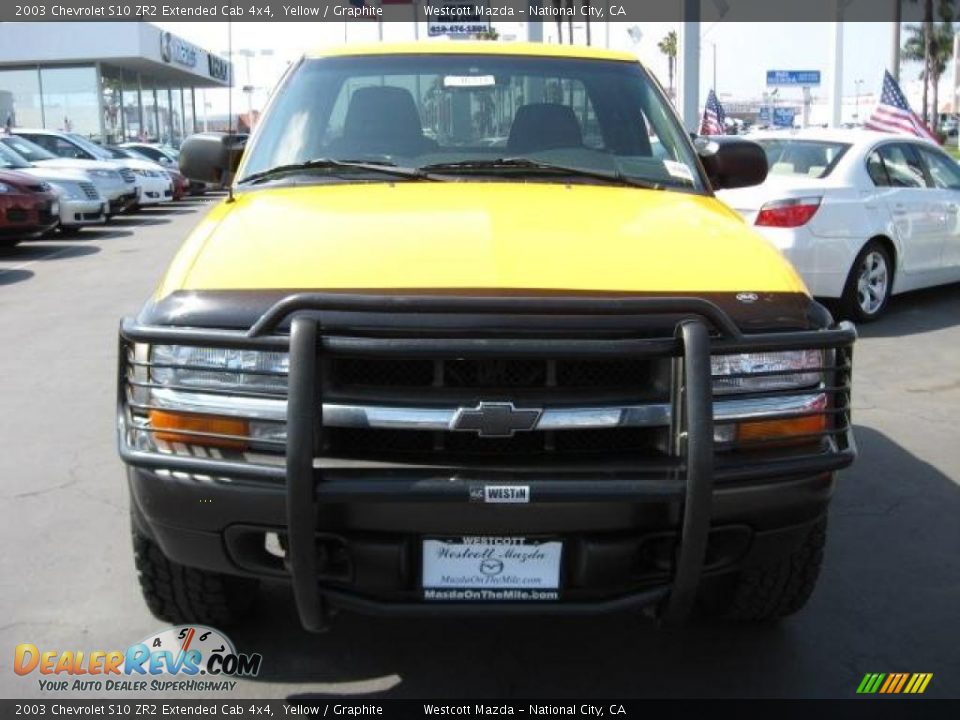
118, 42, 856, 631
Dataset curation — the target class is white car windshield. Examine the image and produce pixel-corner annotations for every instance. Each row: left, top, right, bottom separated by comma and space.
239, 53, 704, 192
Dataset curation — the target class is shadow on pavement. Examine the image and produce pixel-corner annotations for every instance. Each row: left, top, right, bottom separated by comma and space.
107, 215, 171, 227
0, 243, 100, 262
0, 268, 34, 286
858, 283, 960, 338
61, 229, 133, 241
226, 426, 959, 699
135, 206, 198, 216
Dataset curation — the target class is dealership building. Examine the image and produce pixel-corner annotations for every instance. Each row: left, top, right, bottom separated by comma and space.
0, 22, 231, 146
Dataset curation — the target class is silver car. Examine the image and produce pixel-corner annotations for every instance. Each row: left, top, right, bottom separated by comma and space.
1, 133, 138, 215
0, 137, 107, 231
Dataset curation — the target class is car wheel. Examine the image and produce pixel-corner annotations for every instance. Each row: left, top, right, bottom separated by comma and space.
699, 517, 827, 622
132, 522, 259, 627
59, 226, 82, 237
840, 241, 892, 322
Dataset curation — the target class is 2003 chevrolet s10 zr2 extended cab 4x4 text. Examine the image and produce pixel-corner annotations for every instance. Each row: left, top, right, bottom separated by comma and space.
117, 42, 856, 631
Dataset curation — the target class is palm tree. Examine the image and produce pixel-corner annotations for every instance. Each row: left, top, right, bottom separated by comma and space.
658, 30, 677, 98
902, 0, 954, 124
903, 19, 955, 126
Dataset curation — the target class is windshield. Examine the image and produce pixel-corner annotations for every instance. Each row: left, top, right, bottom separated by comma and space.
68, 134, 114, 161
239, 54, 703, 191
756, 139, 851, 179
0, 142, 31, 169
1, 136, 57, 163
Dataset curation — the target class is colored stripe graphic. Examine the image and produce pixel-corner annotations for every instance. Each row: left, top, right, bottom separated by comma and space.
858, 673, 933, 694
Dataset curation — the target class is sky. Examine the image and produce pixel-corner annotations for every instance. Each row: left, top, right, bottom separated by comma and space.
157, 20, 949, 118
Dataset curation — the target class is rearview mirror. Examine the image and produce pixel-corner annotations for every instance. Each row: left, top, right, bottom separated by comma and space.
695, 136, 767, 190
178, 132, 247, 185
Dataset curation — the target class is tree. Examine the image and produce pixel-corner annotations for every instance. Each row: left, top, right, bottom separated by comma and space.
658, 30, 677, 97
902, 0, 954, 124
903, 16, 954, 125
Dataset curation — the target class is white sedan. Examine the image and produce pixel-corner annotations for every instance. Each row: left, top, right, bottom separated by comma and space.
717, 129, 960, 321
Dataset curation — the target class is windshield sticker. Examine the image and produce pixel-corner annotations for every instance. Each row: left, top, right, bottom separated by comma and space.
663, 160, 694, 183
444, 75, 496, 88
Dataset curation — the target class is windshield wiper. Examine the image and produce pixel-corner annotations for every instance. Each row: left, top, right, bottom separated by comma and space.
238, 158, 435, 185
418, 157, 666, 190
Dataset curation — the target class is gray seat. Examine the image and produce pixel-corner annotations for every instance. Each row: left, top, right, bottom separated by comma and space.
507, 103, 583, 154
328, 86, 436, 157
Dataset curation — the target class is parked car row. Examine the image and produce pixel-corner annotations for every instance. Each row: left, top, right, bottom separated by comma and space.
716, 128, 960, 320
0, 129, 205, 247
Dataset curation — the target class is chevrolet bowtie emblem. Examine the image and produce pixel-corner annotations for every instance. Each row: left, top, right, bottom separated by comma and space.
451, 402, 542, 438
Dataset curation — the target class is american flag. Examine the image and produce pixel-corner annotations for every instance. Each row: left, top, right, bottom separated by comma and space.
700, 89, 726, 135
865, 71, 938, 142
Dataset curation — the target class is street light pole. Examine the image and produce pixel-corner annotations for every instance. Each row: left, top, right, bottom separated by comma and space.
712, 42, 717, 93
854, 78, 864, 121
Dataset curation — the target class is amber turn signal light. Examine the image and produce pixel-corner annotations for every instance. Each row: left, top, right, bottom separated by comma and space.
736, 413, 827, 446
149, 410, 249, 449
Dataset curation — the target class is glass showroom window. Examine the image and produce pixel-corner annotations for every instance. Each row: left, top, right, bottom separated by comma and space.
101, 65, 123, 144
0, 68, 44, 128
40, 66, 101, 139
141, 78, 159, 141
121, 70, 143, 141
170, 86, 184, 147
155, 83, 172, 145
182, 87, 196, 140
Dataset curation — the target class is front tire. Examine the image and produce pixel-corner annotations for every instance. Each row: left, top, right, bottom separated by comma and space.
839, 241, 893, 322
132, 525, 259, 627
702, 518, 828, 622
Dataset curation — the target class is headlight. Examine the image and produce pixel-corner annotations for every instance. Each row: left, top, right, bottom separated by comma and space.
139, 345, 289, 451
711, 350, 822, 395
90, 169, 118, 179
151, 345, 289, 393
711, 350, 827, 447
50, 182, 80, 200
0, 182, 11, 193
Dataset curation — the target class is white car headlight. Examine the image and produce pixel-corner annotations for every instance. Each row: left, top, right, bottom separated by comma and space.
0, 182, 10, 193
50, 182, 81, 200
711, 350, 823, 395
90, 169, 117, 179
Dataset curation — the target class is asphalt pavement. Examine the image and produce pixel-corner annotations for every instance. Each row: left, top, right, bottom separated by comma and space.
0, 199, 957, 699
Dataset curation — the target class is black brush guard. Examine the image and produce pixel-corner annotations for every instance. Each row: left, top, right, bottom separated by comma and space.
118, 294, 857, 630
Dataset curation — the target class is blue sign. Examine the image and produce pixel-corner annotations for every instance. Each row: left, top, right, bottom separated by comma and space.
766, 70, 822, 87
772, 108, 797, 128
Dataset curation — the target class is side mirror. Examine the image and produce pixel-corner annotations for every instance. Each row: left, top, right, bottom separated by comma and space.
695, 136, 768, 190
178, 132, 247, 185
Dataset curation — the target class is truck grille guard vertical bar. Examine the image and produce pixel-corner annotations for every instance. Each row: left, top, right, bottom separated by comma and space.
117, 294, 857, 627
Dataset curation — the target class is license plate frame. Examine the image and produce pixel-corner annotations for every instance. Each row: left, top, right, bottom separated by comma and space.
421, 536, 562, 602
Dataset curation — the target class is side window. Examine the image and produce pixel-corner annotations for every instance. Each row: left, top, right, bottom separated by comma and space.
918, 147, 960, 190
877, 144, 929, 188
866, 150, 890, 187
57, 138, 90, 159
22, 134, 54, 153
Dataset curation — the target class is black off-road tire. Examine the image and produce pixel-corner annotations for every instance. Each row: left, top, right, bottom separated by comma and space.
132, 527, 259, 627
708, 518, 828, 622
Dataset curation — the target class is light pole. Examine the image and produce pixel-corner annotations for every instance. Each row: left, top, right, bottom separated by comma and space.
220, 48, 274, 130
854, 78, 865, 122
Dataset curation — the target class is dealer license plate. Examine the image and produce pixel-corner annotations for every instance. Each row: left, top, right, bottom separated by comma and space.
422, 537, 562, 601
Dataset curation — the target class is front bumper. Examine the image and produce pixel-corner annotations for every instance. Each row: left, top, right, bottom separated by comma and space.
118, 294, 856, 628
137, 177, 173, 205
59, 198, 106, 227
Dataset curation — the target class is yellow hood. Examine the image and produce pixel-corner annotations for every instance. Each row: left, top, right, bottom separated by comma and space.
156, 183, 807, 299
